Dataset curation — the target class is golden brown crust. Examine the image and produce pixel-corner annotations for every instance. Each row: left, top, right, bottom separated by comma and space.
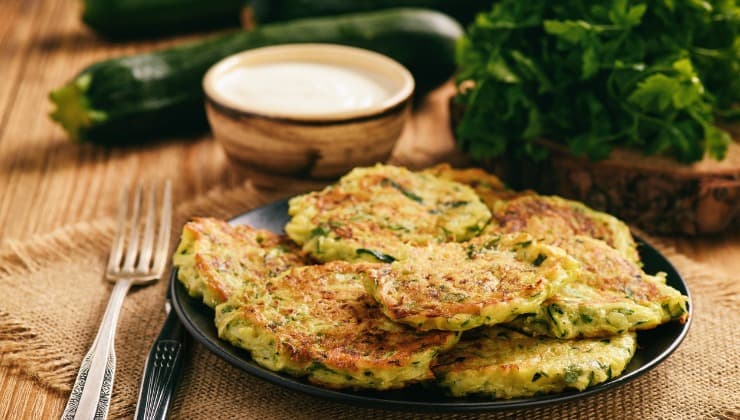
429, 165, 639, 262
216, 261, 459, 389
361, 233, 580, 331
488, 195, 640, 263
173, 217, 309, 307
557, 237, 658, 301
286, 164, 491, 263
504, 235, 688, 338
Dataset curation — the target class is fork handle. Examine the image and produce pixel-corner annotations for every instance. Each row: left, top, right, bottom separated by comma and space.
134, 308, 187, 420
62, 279, 132, 420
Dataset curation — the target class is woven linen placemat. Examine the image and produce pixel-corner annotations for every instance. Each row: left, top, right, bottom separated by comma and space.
1, 180, 738, 419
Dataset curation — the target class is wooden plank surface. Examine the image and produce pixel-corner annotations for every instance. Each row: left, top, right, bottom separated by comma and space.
0, 0, 738, 418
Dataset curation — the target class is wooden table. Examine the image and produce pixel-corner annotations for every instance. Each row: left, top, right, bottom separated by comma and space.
1, 0, 738, 417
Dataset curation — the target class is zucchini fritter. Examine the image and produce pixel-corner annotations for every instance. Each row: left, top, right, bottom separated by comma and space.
285, 164, 491, 263
431, 165, 639, 262
434, 327, 636, 399
361, 233, 580, 331
215, 262, 460, 390
173, 218, 308, 308
506, 235, 688, 338
488, 195, 640, 263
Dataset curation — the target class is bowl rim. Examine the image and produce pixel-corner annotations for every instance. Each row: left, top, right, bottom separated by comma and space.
203, 43, 415, 123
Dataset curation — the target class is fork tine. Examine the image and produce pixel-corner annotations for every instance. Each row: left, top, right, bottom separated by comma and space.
152, 180, 172, 275
122, 183, 144, 272
136, 184, 157, 273
107, 188, 129, 274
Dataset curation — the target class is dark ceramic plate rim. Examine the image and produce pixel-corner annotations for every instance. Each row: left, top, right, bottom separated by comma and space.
171, 199, 693, 412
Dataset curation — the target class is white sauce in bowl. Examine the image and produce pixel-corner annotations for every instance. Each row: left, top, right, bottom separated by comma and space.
212, 61, 397, 117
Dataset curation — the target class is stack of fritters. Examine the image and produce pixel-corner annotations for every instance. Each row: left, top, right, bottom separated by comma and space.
216, 261, 459, 390
173, 164, 688, 398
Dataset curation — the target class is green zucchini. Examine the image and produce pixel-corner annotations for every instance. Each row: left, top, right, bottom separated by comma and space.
246, 0, 492, 27
50, 8, 463, 144
82, 0, 246, 39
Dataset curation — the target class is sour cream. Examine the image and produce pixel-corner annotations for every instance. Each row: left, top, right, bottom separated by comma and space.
211, 60, 398, 117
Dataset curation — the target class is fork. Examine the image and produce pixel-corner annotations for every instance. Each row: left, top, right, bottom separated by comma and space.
62, 181, 172, 420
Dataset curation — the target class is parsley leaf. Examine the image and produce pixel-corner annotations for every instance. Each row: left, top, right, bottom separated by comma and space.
456, 0, 738, 163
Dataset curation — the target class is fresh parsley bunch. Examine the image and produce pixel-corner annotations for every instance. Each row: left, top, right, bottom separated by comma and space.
455, 0, 739, 163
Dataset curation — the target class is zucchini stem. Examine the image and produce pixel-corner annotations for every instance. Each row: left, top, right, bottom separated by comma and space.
49, 73, 107, 142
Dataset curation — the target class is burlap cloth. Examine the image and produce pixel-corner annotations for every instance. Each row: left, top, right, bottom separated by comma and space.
1, 180, 738, 420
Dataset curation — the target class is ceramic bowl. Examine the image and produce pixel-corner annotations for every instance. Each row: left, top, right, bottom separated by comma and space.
203, 43, 414, 179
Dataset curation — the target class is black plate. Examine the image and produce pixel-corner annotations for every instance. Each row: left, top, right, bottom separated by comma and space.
171, 199, 692, 412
